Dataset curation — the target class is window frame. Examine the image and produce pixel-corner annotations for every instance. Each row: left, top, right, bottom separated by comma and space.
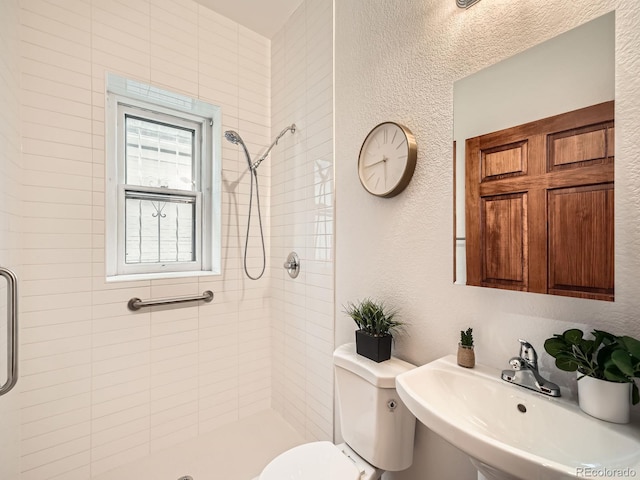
105, 74, 221, 281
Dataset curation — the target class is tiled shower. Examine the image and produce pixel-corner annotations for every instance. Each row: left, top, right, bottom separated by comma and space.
0, 0, 333, 478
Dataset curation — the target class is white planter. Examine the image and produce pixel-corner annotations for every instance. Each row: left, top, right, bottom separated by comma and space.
577, 374, 631, 424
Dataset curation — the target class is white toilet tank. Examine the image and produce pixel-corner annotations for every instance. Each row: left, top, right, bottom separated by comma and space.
333, 343, 416, 472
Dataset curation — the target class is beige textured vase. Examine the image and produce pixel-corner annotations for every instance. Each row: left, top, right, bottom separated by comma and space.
457, 344, 475, 368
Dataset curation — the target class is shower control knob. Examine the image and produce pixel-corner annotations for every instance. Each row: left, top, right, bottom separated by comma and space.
283, 252, 300, 279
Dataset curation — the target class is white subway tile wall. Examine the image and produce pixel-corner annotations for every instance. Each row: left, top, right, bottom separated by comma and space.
20, 8, 95, 475
18, 0, 273, 478
0, 0, 22, 478
270, 0, 334, 442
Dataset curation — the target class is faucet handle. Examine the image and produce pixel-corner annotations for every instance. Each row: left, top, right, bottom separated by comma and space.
517, 339, 538, 368
509, 357, 524, 370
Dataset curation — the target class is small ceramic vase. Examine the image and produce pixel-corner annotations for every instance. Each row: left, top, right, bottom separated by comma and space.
577, 374, 631, 424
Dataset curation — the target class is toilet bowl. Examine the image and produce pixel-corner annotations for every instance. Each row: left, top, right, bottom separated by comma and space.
259, 441, 381, 480
258, 343, 416, 480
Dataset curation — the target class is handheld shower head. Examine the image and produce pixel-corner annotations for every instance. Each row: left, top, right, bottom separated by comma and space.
224, 130, 242, 145
224, 130, 252, 170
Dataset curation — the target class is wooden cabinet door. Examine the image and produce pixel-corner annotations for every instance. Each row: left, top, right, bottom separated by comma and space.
465, 101, 614, 300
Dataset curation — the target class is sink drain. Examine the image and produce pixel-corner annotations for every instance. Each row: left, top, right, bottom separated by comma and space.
178, 476, 193, 480
517, 403, 527, 413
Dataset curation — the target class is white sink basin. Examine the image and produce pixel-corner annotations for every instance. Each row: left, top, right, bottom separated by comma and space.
396, 355, 640, 480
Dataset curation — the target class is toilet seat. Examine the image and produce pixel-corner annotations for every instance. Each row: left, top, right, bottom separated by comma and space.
259, 441, 361, 480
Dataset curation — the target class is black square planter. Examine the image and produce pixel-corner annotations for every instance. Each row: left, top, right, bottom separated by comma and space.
355, 330, 392, 362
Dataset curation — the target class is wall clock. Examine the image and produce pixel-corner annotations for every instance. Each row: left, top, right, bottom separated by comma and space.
357, 122, 417, 198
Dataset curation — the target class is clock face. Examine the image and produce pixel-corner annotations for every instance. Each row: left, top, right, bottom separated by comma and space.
358, 122, 417, 197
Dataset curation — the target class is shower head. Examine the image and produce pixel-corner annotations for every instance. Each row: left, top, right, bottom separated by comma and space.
224, 130, 242, 145
224, 130, 252, 170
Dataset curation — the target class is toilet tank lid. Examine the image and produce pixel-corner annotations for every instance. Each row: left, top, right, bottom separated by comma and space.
333, 343, 416, 388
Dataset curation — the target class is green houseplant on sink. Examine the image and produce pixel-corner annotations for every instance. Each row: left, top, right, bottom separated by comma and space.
544, 328, 640, 423
343, 298, 403, 363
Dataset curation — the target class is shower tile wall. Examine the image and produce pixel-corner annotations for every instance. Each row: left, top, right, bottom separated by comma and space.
270, 0, 334, 442
18, 0, 272, 478
0, 0, 22, 478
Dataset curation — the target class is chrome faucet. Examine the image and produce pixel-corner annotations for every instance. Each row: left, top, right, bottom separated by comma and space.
501, 339, 561, 397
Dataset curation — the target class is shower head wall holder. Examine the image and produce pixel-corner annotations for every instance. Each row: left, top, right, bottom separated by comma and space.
252, 124, 296, 171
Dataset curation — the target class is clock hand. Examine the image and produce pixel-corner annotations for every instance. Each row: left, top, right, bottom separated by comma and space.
364, 157, 387, 168
383, 156, 387, 187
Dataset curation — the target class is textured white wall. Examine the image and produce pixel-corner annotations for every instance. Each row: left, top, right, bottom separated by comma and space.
270, 0, 334, 442
0, 0, 22, 478
17, 0, 272, 478
335, 1, 640, 479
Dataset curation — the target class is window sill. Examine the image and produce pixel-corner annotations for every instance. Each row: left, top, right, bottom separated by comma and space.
106, 270, 220, 283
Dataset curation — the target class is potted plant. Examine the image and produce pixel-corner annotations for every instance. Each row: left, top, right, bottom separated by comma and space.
544, 329, 640, 423
343, 298, 403, 363
457, 328, 475, 368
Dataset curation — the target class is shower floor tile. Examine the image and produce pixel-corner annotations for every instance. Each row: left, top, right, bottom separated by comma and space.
91, 409, 306, 480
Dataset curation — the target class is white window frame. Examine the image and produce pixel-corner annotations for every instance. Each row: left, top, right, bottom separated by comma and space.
105, 74, 221, 281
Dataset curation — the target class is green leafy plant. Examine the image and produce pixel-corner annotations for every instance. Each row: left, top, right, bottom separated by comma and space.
544, 329, 640, 404
343, 298, 403, 337
460, 328, 474, 347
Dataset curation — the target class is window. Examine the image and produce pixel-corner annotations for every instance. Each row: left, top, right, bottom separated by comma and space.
106, 74, 221, 280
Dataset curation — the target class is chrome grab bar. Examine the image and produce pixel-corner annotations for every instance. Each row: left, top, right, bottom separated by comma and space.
0, 266, 18, 397
128, 290, 214, 311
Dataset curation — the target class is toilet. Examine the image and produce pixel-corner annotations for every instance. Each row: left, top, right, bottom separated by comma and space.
258, 343, 417, 480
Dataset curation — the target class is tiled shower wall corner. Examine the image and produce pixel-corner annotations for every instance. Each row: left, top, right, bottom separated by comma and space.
18, 0, 272, 478
0, 0, 22, 478
270, 0, 335, 442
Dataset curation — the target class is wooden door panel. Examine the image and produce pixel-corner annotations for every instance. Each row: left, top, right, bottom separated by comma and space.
548, 122, 614, 170
481, 193, 527, 289
548, 184, 614, 300
481, 141, 527, 181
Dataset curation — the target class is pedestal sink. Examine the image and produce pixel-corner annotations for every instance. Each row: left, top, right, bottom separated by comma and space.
396, 355, 640, 480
